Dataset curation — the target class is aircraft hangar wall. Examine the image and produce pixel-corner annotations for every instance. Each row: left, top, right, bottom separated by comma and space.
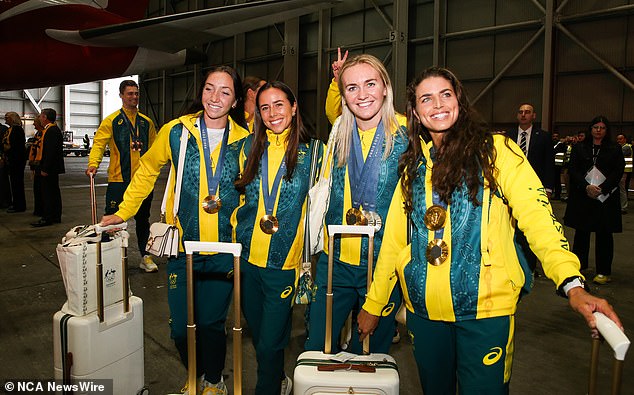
137, 0, 634, 140
3, 2, 629, 140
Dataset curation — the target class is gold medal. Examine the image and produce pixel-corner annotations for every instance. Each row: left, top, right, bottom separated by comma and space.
346, 207, 367, 226
424, 205, 447, 231
426, 239, 449, 266
259, 214, 279, 234
202, 195, 221, 214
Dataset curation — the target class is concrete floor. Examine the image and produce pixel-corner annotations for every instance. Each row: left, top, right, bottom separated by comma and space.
0, 155, 632, 394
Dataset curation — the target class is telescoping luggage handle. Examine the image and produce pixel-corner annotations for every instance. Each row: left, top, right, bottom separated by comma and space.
589, 312, 631, 395
90, 173, 130, 322
325, 225, 375, 356
184, 241, 243, 395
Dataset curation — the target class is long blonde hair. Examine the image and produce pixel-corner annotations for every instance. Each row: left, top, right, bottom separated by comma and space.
334, 54, 400, 166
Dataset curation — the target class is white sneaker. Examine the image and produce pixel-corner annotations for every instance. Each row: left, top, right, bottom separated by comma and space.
280, 375, 292, 395
180, 375, 203, 395
201, 376, 227, 395
140, 255, 158, 273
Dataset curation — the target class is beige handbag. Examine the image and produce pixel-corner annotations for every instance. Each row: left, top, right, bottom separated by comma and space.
146, 127, 188, 258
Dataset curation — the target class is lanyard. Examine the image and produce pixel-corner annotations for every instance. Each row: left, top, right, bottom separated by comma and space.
199, 116, 230, 198
119, 109, 139, 142
261, 141, 287, 216
348, 119, 385, 212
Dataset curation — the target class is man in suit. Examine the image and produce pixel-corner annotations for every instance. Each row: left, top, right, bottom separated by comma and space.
508, 103, 555, 196
32, 108, 64, 227
508, 103, 555, 275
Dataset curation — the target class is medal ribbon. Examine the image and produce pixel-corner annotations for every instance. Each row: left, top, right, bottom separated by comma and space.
261, 141, 287, 216
119, 109, 140, 145
430, 190, 447, 240
426, 146, 447, 240
199, 116, 230, 198
348, 119, 385, 212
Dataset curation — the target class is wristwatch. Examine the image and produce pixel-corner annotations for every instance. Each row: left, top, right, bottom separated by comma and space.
557, 276, 590, 298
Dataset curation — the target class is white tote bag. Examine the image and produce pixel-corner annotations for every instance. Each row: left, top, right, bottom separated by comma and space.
308, 117, 341, 254
56, 226, 128, 316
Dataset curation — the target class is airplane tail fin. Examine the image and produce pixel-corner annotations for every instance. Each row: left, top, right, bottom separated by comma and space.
105, 0, 151, 21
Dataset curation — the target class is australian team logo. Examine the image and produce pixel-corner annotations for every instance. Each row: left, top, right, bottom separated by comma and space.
169, 273, 177, 289
104, 268, 117, 287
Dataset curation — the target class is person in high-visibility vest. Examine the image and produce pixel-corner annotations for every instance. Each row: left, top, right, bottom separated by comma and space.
553, 132, 566, 200
617, 134, 632, 213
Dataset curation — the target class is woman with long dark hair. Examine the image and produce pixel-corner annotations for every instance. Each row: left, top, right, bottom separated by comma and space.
564, 116, 624, 284
101, 66, 249, 394
233, 81, 323, 395
358, 67, 621, 393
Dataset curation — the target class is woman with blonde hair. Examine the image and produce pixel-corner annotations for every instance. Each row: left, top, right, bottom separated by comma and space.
305, 54, 407, 355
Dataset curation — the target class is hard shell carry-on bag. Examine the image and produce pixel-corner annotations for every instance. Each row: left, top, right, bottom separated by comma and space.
53, 174, 146, 395
294, 225, 400, 394
588, 312, 631, 395
177, 241, 244, 395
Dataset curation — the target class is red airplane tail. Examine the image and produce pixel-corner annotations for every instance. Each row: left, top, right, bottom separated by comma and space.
104, 0, 150, 21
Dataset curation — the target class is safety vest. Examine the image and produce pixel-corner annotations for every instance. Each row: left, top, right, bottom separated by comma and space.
623, 143, 633, 173
554, 142, 565, 166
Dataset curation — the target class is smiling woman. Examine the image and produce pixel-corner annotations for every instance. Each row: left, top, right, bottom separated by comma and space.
357, 67, 623, 394
304, 54, 408, 357
232, 81, 324, 395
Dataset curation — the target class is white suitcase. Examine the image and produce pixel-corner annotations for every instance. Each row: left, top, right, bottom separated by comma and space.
53, 296, 145, 395
53, 178, 146, 395
294, 225, 400, 394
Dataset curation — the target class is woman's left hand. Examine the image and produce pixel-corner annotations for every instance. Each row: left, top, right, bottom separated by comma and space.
567, 287, 623, 338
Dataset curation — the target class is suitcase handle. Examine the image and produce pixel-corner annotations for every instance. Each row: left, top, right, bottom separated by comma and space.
589, 312, 630, 395
183, 241, 243, 395
325, 225, 375, 355
90, 174, 131, 322
594, 312, 630, 361
317, 363, 376, 373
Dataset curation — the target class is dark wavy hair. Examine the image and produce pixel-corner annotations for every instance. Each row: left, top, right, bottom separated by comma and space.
585, 115, 612, 146
187, 66, 247, 130
234, 81, 311, 190
400, 67, 498, 212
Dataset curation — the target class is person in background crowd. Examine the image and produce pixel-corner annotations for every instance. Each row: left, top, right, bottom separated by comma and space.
577, 130, 586, 144
86, 79, 159, 273
616, 133, 632, 213
100, 66, 249, 395
28, 116, 44, 217
507, 103, 555, 276
0, 119, 11, 208
242, 76, 266, 133
3, 112, 26, 212
32, 108, 64, 227
564, 117, 624, 284
233, 81, 323, 395
305, 54, 408, 356
358, 67, 622, 394
83, 133, 90, 150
